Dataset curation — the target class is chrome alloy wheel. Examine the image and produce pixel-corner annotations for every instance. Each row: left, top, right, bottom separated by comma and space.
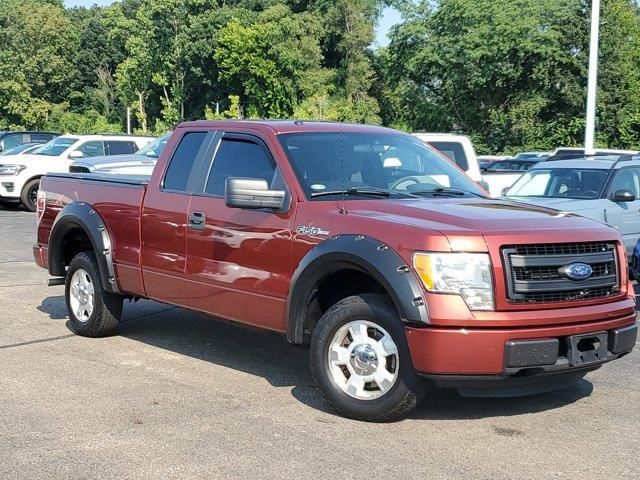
69, 269, 94, 322
327, 320, 399, 400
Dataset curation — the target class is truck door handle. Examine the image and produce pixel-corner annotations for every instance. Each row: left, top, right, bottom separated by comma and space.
189, 211, 206, 230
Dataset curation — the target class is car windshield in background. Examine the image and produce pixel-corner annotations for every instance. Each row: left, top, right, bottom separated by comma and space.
33, 137, 78, 156
279, 132, 485, 200
137, 134, 170, 158
427, 141, 469, 171
505, 168, 609, 199
0, 143, 38, 156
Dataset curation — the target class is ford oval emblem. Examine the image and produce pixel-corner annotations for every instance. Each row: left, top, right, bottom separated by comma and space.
560, 262, 593, 281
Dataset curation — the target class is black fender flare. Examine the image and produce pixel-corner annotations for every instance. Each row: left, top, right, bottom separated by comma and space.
48, 201, 119, 293
286, 234, 429, 344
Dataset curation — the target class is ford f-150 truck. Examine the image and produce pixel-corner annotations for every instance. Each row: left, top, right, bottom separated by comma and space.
33, 120, 637, 422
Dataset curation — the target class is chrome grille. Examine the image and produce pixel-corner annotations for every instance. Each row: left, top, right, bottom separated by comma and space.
502, 242, 619, 304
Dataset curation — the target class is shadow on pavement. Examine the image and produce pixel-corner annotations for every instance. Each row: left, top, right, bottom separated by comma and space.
38, 294, 595, 420
37, 296, 69, 320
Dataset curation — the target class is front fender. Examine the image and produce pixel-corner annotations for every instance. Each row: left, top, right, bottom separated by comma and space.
286, 234, 429, 344
48, 201, 119, 293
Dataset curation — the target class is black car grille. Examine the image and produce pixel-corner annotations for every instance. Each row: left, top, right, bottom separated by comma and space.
502, 242, 619, 304
69, 165, 90, 173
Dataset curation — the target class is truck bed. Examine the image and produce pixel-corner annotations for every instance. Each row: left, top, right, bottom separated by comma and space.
38, 173, 148, 296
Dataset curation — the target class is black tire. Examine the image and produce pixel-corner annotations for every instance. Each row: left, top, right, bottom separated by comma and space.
65, 251, 122, 337
309, 294, 425, 422
20, 178, 40, 212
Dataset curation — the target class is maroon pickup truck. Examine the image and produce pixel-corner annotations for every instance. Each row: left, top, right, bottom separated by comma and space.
34, 120, 637, 421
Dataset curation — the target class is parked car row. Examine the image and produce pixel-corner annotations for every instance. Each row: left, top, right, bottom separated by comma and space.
0, 133, 155, 211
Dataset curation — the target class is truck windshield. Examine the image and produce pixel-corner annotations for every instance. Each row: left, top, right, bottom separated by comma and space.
279, 132, 485, 200
33, 137, 78, 156
505, 168, 609, 199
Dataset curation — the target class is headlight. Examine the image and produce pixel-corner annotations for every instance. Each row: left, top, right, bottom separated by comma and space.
413, 252, 494, 311
0, 164, 26, 176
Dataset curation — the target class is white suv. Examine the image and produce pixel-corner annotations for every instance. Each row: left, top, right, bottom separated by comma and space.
0, 134, 154, 211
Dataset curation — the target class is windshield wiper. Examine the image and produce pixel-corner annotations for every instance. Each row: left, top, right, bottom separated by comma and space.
409, 187, 481, 197
310, 187, 391, 198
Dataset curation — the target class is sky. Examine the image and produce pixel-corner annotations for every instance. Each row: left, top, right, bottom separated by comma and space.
64, 1, 401, 48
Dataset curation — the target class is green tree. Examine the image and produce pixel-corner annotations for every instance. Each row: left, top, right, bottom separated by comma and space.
0, 0, 76, 128
383, 0, 640, 153
215, 4, 331, 118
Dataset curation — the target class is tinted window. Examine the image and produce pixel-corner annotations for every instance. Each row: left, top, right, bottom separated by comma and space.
163, 132, 208, 192
76, 141, 105, 157
205, 139, 275, 195
0, 143, 38, 156
485, 161, 509, 172
107, 140, 137, 155
609, 168, 640, 198
427, 141, 469, 171
0, 133, 25, 151
30, 133, 56, 143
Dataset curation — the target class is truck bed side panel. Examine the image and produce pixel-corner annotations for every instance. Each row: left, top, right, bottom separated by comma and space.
39, 176, 147, 296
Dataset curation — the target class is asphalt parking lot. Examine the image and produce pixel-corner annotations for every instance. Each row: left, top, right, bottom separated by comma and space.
0, 206, 639, 479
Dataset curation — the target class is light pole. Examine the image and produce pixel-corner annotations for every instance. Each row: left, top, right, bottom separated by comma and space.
584, 0, 601, 156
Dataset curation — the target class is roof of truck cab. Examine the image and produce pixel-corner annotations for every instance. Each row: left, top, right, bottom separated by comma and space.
176, 119, 401, 135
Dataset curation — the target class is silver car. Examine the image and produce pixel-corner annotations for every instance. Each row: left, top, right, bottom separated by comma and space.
503, 155, 640, 254
69, 133, 170, 175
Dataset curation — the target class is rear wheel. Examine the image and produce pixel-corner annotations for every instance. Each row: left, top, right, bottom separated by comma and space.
65, 251, 122, 337
20, 179, 40, 212
309, 294, 425, 422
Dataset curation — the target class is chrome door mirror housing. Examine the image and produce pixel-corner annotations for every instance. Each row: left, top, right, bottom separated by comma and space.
225, 177, 286, 210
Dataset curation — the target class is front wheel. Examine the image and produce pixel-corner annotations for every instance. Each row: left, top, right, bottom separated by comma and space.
309, 294, 425, 422
20, 179, 40, 212
65, 251, 122, 337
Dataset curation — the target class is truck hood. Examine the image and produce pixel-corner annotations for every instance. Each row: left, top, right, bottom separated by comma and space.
347, 197, 612, 236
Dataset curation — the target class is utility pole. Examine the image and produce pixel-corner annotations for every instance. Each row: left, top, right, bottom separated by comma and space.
584, 0, 601, 156
126, 107, 131, 135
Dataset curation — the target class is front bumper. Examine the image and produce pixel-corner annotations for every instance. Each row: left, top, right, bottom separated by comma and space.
0, 181, 18, 199
406, 313, 636, 377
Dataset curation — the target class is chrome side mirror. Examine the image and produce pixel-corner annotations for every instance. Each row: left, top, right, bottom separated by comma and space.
225, 177, 285, 210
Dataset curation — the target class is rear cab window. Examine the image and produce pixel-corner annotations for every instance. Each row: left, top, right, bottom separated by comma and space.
162, 131, 210, 192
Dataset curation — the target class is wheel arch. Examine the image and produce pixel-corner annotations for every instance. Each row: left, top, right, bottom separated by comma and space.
286, 234, 429, 345
20, 174, 44, 194
48, 201, 119, 293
